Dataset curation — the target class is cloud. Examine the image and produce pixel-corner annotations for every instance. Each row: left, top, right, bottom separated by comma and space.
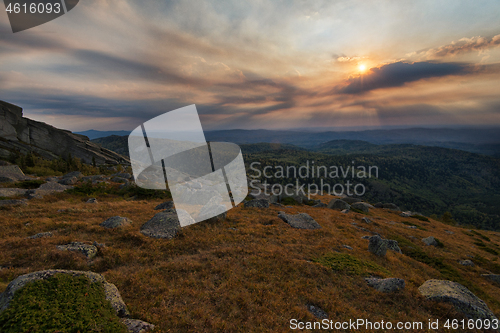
419, 34, 500, 58
338, 61, 467, 94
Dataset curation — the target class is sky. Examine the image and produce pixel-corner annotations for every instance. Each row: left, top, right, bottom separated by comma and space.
1, 0, 500, 132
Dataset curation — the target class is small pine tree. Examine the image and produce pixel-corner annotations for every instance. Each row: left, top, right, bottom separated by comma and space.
92, 156, 96, 168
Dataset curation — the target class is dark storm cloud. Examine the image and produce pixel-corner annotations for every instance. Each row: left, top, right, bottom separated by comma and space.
338, 61, 467, 94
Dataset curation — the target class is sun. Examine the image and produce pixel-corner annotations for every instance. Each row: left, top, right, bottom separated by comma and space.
358, 64, 367, 72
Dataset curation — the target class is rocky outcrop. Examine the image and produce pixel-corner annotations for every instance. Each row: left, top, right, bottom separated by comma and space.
56, 242, 98, 259
101, 216, 132, 229
327, 199, 350, 211
140, 210, 188, 239
418, 279, 498, 320
0, 100, 129, 165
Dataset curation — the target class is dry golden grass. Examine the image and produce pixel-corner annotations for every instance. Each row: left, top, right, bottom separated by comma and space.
1, 191, 500, 332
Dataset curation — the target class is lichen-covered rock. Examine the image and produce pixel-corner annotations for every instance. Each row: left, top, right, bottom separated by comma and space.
278, 211, 321, 229
56, 242, 98, 259
418, 279, 498, 320
306, 304, 328, 319
422, 236, 438, 246
459, 259, 474, 267
244, 199, 270, 208
327, 199, 350, 211
386, 240, 402, 254
28, 232, 53, 239
361, 217, 373, 224
351, 202, 370, 213
101, 216, 132, 229
0, 269, 130, 318
154, 201, 174, 210
368, 235, 387, 256
365, 277, 405, 293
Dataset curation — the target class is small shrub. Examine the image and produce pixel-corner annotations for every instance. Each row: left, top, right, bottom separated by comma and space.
410, 214, 429, 222
313, 252, 388, 276
0, 274, 128, 333
66, 181, 109, 196
13, 180, 46, 189
281, 197, 298, 206
472, 230, 490, 241
118, 184, 172, 200
401, 221, 427, 231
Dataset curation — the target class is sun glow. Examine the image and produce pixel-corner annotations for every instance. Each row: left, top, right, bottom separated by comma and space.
358, 64, 367, 72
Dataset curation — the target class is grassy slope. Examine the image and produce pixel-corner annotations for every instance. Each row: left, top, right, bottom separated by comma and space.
1, 188, 500, 332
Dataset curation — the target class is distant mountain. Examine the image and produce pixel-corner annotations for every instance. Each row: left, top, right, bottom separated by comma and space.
75, 130, 131, 140
204, 128, 500, 156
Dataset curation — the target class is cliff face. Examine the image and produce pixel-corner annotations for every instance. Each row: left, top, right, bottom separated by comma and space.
0, 100, 129, 165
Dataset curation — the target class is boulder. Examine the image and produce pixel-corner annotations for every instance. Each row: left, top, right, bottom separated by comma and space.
400, 211, 413, 217
382, 203, 400, 211
341, 197, 362, 204
0, 269, 130, 317
112, 172, 132, 180
482, 274, 500, 284
277, 211, 321, 230
101, 216, 132, 229
86, 198, 98, 204
120, 318, 155, 333
365, 277, 405, 293
62, 171, 83, 179
0, 188, 29, 197
341, 209, 350, 214
312, 202, 327, 208
154, 201, 175, 210
327, 199, 350, 211
351, 202, 370, 213
58, 176, 78, 185
368, 235, 387, 256
0, 165, 30, 182
27, 181, 71, 199
361, 217, 373, 224
28, 232, 53, 239
418, 279, 498, 320
244, 199, 270, 208
374, 202, 383, 208
422, 236, 438, 246
140, 210, 190, 239
56, 242, 98, 259
459, 259, 474, 267
306, 304, 328, 319
111, 177, 128, 183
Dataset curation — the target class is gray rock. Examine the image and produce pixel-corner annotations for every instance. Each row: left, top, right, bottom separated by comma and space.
306, 304, 328, 319
0, 100, 129, 166
62, 171, 83, 179
26, 181, 71, 199
382, 203, 400, 211
327, 199, 351, 211
140, 211, 187, 239
386, 240, 402, 254
0, 269, 130, 317
343, 245, 353, 250
445, 230, 455, 235
244, 199, 270, 208
277, 211, 321, 229
374, 202, 383, 208
101, 216, 132, 229
154, 201, 175, 210
112, 172, 132, 180
86, 197, 98, 204
28, 232, 53, 239
120, 318, 155, 333
482, 274, 500, 284
400, 211, 413, 217
459, 259, 474, 267
361, 235, 371, 240
58, 176, 78, 185
111, 176, 128, 183
351, 202, 370, 213
0, 199, 27, 207
0, 165, 30, 182
418, 279, 498, 320
365, 277, 405, 292
0, 188, 29, 197
341, 209, 350, 214
341, 197, 362, 204
368, 235, 387, 256
312, 202, 327, 208
56, 242, 98, 259
422, 236, 438, 246
0, 176, 16, 183
361, 217, 373, 224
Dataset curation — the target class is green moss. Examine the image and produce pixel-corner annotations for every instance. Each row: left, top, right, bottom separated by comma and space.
471, 230, 490, 241
401, 221, 427, 231
314, 252, 389, 276
0, 274, 128, 333
473, 240, 499, 255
